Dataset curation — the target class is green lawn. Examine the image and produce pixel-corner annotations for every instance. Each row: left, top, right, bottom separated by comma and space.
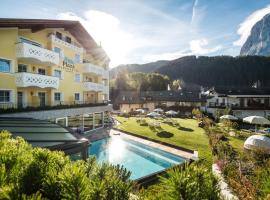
228, 136, 245, 153
115, 116, 212, 165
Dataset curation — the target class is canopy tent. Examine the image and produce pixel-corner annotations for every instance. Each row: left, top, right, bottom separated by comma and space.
220, 115, 238, 120
244, 135, 270, 154
0, 117, 89, 159
147, 112, 161, 118
153, 108, 164, 113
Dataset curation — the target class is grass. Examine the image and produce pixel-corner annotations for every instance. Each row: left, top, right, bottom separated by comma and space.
115, 116, 212, 165
228, 136, 245, 153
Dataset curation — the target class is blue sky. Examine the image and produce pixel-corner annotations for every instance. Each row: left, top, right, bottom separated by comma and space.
1, 0, 270, 67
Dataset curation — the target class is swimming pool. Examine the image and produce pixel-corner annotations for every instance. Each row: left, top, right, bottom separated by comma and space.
89, 135, 186, 180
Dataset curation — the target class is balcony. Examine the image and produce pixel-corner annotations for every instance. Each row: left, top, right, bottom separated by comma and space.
16, 42, 59, 65
83, 82, 109, 94
82, 63, 109, 79
208, 102, 270, 110
15, 72, 59, 89
49, 34, 83, 53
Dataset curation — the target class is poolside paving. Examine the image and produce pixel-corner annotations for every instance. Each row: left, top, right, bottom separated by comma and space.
110, 129, 196, 160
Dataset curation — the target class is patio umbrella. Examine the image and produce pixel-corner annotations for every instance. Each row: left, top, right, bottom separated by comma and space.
147, 112, 161, 118
154, 108, 163, 113
136, 109, 145, 113
165, 110, 178, 115
243, 116, 270, 125
243, 116, 270, 132
220, 115, 238, 120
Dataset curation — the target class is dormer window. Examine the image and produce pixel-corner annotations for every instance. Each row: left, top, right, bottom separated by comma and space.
65, 36, 71, 44
56, 32, 62, 40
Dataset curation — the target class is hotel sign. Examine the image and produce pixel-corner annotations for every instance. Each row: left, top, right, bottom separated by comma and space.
60, 57, 75, 72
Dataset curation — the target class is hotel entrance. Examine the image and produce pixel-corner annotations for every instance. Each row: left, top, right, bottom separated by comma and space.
38, 92, 46, 107
17, 91, 23, 108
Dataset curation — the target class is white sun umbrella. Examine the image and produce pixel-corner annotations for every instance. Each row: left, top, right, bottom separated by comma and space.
154, 108, 163, 113
165, 110, 178, 115
147, 112, 161, 118
243, 116, 270, 132
136, 109, 145, 113
220, 115, 238, 121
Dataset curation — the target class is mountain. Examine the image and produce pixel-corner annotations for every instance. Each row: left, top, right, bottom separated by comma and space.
240, 13, 270, 56
110, 60, 169, 79
155, 55, 270, 87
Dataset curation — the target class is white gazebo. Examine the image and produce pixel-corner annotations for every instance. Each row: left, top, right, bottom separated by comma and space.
244, 135, 270, 154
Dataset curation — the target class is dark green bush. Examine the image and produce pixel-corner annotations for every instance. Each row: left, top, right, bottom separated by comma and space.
0, 131, 134, 200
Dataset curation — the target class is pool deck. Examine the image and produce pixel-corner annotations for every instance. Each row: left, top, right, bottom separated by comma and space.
110, 129, 196, 160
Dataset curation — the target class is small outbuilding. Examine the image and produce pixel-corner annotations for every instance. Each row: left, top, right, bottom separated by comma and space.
244, 135, 270, 154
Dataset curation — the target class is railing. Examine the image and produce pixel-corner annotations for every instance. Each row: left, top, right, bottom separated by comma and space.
15, 72, 59, 89
0, 101, 109, 114
82, 63, 109, 79
48, 34, 84, 53
83, 82, 109, 94
16, 42, 59, 65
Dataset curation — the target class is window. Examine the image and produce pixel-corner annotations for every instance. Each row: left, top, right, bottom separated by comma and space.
54, 92, 61, 101
0, 58, 11, 73
54, 70, 62, 79
18, 64, 27, 72
74, 54, 80, 63
75, 74, 80, 82
75, 93, 80, 101
0, 91, 10, 102
56, 32, 62, 40
65, 36, 71, 43
53, 47, 63, 58
38, 68, 46, 75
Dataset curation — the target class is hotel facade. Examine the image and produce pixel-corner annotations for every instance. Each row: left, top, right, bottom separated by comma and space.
0, 19, 112, 133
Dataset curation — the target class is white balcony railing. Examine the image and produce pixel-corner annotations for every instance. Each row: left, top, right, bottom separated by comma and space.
83, 82, 109, 94
15, 72, 59, 89
82, 63, 109, 79
16, 42, 59, 65
49, 35, 84, 53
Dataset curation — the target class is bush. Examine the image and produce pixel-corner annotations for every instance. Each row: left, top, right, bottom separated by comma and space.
140, 162, 220, 200
0, 131, 134, 199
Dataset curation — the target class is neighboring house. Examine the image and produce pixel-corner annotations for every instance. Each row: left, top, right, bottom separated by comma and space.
0, 18, 111, 132
115, 90, 206, 113
201, 87, 270, 119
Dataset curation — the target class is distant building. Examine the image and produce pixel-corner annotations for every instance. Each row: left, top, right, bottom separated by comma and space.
201, 87, 270, 119
115, 90, 207, 114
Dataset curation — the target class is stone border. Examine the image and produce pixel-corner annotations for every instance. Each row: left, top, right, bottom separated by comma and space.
212, 164, 239, 200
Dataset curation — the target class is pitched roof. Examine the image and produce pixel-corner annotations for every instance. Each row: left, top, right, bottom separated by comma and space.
0, 18, 109, 61
115, 90, 207, 104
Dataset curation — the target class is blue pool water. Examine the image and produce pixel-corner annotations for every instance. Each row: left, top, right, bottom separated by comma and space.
89, 135, 186, 180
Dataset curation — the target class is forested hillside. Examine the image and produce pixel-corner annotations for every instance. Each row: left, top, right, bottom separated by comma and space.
155, 56, 270, 87
110, 60, 169, 79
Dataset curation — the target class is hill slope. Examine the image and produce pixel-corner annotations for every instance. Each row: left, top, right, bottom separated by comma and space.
110, 60, 169, 79
155, 55, 270, 87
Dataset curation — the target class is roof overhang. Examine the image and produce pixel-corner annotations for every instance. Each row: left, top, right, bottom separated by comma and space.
0, 18, 110, 62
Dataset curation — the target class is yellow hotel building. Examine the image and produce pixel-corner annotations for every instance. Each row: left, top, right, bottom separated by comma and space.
0, 18, 109, 109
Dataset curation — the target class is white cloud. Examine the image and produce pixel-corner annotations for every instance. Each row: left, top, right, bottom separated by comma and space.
144, 38, 222, 62
233, 5, 270, 46
189, 39, 221, 54
57, 11, 146, 67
